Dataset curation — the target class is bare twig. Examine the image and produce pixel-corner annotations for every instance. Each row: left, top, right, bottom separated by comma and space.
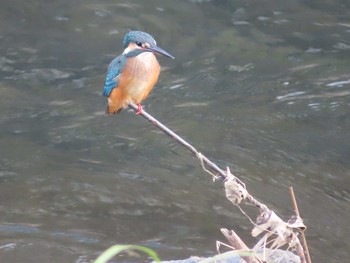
289, 187, 312, 263
221, 228, 261, 263
129, 102, 267, 209
128, 102, 226, 181
128, 102, 307, 262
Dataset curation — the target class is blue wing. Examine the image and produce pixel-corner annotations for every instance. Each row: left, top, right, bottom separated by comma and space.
103, 54, 126, 97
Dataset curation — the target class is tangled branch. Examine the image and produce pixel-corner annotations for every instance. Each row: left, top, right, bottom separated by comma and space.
128, 102, 311, 263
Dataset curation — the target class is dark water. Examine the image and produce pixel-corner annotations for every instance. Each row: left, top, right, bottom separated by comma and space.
1, 0, 349, 262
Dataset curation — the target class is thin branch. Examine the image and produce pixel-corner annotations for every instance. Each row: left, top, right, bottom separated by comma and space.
221, 228, 261, 263
128, 102, 307, 262
289, 187, 312, 263
128, 102, 226, 181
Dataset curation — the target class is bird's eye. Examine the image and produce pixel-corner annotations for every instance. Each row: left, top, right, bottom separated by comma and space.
136, 42, 143, 47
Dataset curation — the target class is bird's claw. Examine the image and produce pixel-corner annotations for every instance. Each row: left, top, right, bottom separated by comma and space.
136, 104, 143, 115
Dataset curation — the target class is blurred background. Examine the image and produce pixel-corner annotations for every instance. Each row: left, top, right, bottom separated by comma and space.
0, 0, 349, 262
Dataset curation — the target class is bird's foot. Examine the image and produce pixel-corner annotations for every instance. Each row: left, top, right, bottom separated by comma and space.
136, 103, 143, 115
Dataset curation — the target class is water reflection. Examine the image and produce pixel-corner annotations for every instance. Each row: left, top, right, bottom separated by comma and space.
1, 0, 349, 262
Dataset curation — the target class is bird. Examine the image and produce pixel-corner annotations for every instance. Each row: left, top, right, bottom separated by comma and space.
103, 31, 174, 114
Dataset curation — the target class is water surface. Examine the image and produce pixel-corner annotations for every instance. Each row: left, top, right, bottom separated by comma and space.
0, 1, 349, 262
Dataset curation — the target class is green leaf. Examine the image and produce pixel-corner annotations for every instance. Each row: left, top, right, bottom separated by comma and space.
93, 244, 160, 263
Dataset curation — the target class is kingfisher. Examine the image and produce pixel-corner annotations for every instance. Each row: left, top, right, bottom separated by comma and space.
103, 31, 174, 114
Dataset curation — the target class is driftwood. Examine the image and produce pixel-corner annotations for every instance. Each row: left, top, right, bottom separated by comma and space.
220, 228, 260, 263
128, 102, 311, 263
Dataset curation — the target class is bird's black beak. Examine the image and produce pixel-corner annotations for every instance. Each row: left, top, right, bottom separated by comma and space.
146, 46, 175, 59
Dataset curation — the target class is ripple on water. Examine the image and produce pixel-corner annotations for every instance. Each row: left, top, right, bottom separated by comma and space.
0, 223, 102, 245
276, 91, 306, 101
326, 79, 350, 87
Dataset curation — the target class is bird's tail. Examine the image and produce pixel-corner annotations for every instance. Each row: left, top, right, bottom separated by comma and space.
106, 106, 122, 114
106, 88, 128, 114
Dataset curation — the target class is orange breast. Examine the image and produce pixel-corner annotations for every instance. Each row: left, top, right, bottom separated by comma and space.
123, 52, 161, 103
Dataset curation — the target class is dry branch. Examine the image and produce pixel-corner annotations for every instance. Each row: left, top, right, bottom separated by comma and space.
289, 187, 312, 263
220, 228, 261, 263
128, 101, 310, 263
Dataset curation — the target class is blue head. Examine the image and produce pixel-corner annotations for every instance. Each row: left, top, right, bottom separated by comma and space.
123, 31, 174, 59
